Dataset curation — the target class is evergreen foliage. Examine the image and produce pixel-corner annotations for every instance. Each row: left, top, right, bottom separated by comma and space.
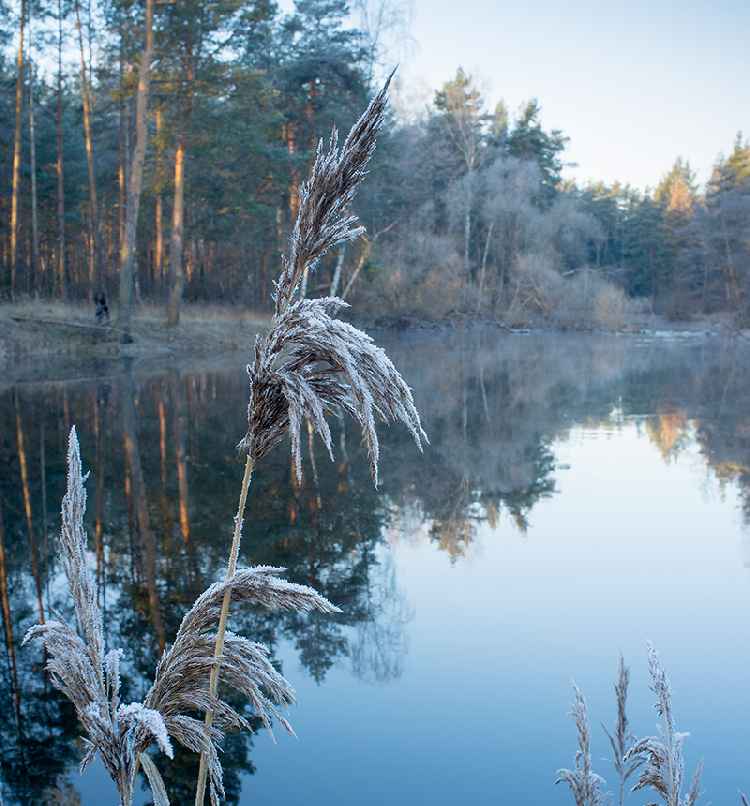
1, 3, 750, 324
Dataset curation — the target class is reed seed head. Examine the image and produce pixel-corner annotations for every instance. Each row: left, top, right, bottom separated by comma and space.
240, 72, 427, 486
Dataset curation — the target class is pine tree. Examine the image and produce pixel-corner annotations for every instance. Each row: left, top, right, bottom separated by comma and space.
507, 100, 567, 208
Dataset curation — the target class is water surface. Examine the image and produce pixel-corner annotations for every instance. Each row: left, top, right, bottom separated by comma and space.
2, 331, 750, 805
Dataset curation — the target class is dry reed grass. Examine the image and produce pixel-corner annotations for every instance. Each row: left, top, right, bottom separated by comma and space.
602, 655, 644, 806
556, 682, 611, 806
23, 74, 426, 806
24, 429, 338, 806
628, 642, 703, 806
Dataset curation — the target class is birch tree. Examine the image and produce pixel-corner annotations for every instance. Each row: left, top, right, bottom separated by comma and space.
434, 68, 484, 280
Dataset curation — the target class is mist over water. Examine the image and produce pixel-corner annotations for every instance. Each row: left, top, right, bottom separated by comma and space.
2, 331, 750, 805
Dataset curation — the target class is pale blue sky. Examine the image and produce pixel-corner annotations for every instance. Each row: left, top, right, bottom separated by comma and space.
398, 0, 750, 191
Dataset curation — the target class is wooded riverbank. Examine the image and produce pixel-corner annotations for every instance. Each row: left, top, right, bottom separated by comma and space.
0, 300, 744, 363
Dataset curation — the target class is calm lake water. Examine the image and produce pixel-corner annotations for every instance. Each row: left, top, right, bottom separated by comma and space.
2, 330, 750, 805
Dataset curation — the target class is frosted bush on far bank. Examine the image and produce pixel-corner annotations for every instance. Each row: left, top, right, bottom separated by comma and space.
505, 256, 642, 331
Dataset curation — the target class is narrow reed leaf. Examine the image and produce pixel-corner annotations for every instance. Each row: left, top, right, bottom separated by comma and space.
138, 752, 171, 806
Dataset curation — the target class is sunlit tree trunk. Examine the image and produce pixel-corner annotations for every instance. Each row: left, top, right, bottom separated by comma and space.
75, 0, 107, 303
167, 134, 185, 326
155, 193, 163, 299
167, 44, 197, 327
119, 0, 154, 335
56, 0, 67, 299
154, 110, 164, 301
11, 0, 27, 301
29, 61, 40, 293
284, 120, 300, 224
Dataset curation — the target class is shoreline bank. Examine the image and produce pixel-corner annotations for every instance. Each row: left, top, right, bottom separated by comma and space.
1, 301, 746, 365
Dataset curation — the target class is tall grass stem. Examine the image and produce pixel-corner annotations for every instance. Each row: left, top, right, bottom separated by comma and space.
194, 453, 254, 806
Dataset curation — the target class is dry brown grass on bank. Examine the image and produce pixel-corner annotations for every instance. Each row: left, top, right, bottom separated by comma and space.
0, 300, 271, 360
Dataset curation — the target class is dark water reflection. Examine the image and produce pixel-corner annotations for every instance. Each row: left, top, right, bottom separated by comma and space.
1, 332, 749, 804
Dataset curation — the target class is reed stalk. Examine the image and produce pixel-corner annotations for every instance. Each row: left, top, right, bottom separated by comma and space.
556, 681, 610, 806
24, 72, 425, 806
194, 454, 253, 806
194, 69, 426, 803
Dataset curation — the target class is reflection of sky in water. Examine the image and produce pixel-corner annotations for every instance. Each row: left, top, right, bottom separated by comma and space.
244, 420, 750, 806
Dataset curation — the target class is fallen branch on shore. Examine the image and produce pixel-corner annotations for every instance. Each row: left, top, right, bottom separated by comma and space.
10, 315, 122, 334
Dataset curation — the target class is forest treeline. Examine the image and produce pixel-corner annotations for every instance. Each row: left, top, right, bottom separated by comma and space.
2, 0, 750, 329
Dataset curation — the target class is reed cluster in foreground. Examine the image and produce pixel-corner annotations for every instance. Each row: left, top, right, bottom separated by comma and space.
557, 645, 704, 806
23, 74, 426, 806
25, 429, 339, 806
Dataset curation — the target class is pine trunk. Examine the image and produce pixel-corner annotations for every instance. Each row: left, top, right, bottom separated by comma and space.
10, 0, 26, 301
29, 65, 40, 293
167, 45, 195, 328
75, 0, 107, 304
154, 109, 164, 301
118, 0, 154, 335
167, 135, 186, 327
56, 0, 66, 300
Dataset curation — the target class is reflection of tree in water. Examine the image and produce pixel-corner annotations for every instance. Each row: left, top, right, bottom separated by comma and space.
349, 545, 412, 685
379, 332, 750, 555
378, 333, 597, 556
243, 408, 412, 686
7, 336, 750, 799
0, 366, 413, 802
645, 410, 692, 464
622, 344, 750, 524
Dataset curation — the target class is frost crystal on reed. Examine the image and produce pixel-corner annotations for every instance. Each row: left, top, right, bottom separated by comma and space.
628, 641, 703, 806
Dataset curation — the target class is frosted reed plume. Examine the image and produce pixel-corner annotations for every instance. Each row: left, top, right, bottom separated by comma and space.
195, 73, 425, 804
144, 567, 339, 803
602, 654, 644, 806
25, 74, 424, 806
239, 69, 426, 486
24, 429, 339, 806
23, 428, 173, 806
556, 681, 611, 806
628, 641, 703, 806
